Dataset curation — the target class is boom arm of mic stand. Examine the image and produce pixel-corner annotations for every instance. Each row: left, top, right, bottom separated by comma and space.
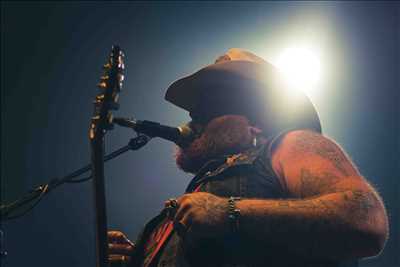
0, 134, 151, 221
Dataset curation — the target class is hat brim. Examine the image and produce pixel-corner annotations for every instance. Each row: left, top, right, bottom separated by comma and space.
165, 61, 279, 112
165, 60, 321, 136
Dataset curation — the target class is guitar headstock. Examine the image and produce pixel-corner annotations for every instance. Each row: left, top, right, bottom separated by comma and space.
89, 45, 125, 140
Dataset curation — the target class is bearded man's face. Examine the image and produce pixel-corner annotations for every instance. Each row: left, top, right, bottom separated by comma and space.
175, 114, 260, 174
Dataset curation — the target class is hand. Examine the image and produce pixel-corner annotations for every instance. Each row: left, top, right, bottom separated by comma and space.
108, 230, 135, 265
169, 192, 229, 243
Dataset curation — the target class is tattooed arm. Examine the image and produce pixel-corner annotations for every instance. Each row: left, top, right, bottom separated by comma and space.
235, 130, 389, 261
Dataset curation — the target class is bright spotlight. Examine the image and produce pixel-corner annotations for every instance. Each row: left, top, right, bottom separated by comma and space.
275, 47, 321, 93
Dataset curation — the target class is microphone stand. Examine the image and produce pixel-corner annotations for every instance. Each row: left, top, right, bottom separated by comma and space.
0, 134, 150, 221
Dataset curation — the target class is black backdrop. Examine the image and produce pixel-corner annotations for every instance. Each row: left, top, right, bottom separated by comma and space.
1, 2, 399, 267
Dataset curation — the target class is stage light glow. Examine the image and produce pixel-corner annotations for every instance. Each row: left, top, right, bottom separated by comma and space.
275, 47, 321, 93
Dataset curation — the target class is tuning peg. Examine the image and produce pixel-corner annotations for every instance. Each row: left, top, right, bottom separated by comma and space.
100, 75, 109, 84
93, 94, 104, 105
93, 99, 101, 105
97, 81, 107, 89
96, 94, 105, 100
103, 63, 111, 69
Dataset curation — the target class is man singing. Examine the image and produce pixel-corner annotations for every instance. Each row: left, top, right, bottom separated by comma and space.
108, 49, 388, 267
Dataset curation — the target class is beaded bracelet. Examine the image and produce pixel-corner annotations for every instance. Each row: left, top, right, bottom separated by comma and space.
228, 196, 241, 233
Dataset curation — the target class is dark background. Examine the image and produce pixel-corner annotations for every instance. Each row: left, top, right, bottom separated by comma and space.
1, 2, 399, 267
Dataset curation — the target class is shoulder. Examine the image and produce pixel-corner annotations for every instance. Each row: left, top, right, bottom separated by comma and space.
272, 129, 333, 152
270, 129, 350, 164
268, 130, 361, 197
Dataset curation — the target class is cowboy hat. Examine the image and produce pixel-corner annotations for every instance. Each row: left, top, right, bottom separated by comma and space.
165, 48, 321, 137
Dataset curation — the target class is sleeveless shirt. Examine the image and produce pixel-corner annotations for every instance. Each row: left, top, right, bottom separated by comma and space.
131, 135, 357, 267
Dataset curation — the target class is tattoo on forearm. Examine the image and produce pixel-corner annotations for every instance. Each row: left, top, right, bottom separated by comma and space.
191, 194, 227, 225
284, 190, 375, 216
248, 187, 379, 231
241, 157, 382, 260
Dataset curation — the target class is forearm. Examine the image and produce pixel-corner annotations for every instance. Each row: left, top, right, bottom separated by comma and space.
236, 189, 387, 261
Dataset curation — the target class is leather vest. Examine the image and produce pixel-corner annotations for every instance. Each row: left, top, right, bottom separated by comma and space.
132, 138, 356, 267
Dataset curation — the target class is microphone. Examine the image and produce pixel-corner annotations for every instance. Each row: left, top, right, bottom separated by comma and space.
113, 117, 195, 147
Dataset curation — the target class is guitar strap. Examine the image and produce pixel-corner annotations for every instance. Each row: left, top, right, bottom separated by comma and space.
142, 184, 202, 267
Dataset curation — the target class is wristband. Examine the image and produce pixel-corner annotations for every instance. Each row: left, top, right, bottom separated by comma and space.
228, 196, 241, 233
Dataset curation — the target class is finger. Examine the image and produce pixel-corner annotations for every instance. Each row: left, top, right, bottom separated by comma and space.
179, 211, 193, 229
164, 197, 182, 219
164, 198, 179, 208
108, 254, 131, 263
172, 205, 190, 225
108, 243, 135, 255
173, 201, 191, 223
174, 210, 193, 237
164, 203, 178, 219
108, 231, 134, 246
108, 231, 126, 242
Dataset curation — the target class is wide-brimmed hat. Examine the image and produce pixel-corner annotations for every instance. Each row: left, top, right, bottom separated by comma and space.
165, 48, 321, 137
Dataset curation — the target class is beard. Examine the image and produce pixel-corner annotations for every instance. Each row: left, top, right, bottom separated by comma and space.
175, 115, 255, 174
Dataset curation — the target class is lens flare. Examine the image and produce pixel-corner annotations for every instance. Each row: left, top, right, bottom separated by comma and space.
275, 47, 321, 93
